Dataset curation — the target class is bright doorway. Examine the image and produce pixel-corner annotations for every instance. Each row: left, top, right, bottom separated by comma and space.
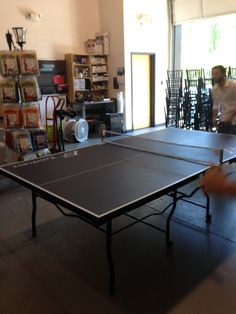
131, 53, 155, 130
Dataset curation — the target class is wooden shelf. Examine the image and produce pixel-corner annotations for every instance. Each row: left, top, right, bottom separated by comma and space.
66, 53, 109, 103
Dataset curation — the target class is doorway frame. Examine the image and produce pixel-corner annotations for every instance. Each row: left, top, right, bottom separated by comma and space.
131, 52, 156, 131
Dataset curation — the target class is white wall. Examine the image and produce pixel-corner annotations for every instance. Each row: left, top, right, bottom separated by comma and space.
99, 0, 125, 98
0, 0, 100, 59
123, 0, 170, 129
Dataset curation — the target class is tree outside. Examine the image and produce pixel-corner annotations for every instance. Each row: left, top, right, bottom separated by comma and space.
180, 13, 236, 75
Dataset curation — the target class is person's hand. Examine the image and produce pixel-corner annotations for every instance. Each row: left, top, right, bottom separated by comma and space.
201, 166, 228, 194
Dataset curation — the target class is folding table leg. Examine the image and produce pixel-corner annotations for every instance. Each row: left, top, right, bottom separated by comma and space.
166, 190, 177, 246
106, 220, 115, 295
31, 190, 37, 237
205, 193, 211, 223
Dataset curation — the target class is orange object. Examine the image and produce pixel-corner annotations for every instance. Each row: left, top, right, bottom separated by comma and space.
22, 104, 40, 128
3, 104, 22, 129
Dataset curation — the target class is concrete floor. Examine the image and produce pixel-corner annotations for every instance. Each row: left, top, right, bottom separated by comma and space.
1, 127, 236, 314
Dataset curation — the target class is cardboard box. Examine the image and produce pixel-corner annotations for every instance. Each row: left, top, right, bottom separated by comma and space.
95, 32, 109, 55
84, 39, 96, 55
95, 43, 103, 55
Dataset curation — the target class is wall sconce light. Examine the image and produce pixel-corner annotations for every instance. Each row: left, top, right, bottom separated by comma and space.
137, 13, 153, 26
12, 27, 27, 50
28, 12, 43, 22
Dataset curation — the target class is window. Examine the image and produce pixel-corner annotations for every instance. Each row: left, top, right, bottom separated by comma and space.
173, 13, 236, 72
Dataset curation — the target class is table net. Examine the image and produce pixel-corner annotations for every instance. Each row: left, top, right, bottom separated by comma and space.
102, 131, 224, 166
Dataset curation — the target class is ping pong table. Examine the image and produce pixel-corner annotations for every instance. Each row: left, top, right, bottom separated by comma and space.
1, 127, 236, 294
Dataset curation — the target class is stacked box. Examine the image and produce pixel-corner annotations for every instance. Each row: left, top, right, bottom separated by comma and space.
95, 32, 109, 55
84, 39, 96, 55
105, 113, 124, 134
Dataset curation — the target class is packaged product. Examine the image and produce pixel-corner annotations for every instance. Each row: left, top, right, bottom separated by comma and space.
22, 103, 40, 128
3, 103, 22, 128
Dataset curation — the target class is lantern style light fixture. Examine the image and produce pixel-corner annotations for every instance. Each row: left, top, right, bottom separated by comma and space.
12, 27, 27, 50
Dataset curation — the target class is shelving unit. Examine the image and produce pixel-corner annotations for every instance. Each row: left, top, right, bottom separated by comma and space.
65, 54, 109, 103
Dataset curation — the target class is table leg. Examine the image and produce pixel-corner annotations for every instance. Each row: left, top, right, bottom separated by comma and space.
166, 190, 177, 246
205, 193, 211, 223
31, 191, 37, 237
106, 220, 115, 295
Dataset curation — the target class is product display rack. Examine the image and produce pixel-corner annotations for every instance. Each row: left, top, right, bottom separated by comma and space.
0, 50, 50, 164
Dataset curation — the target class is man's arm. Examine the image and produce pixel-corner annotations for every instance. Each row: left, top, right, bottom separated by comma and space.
211, 87, 219, 127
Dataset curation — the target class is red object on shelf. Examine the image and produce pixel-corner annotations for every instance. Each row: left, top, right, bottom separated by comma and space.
53, 75, 65, 84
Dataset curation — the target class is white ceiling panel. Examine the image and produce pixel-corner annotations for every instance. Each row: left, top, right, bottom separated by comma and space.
172, 0, 236, 24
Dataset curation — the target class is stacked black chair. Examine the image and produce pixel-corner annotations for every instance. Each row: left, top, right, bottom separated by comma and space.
204, 69, 213, 89
183, 68, 212, 131
165, 70, 183, 128
228, 66, 236, 81
203, 69, 213, 131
